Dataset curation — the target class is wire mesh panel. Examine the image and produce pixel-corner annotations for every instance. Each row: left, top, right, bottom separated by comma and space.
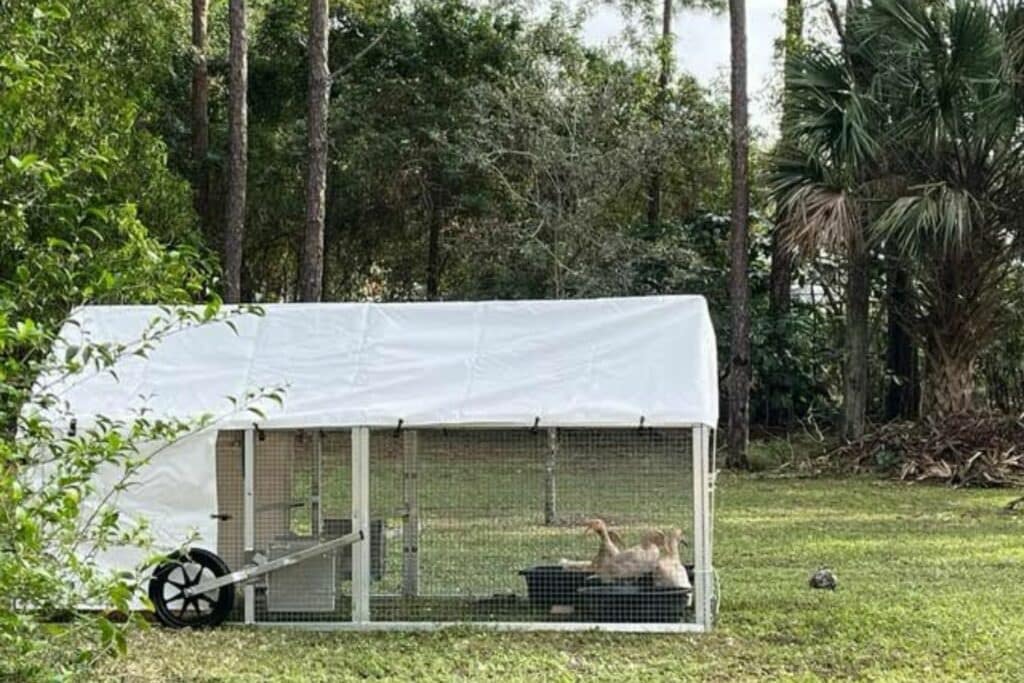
241, 429, 353, 623
369, 427, 695, 624
215, 426, 699, 627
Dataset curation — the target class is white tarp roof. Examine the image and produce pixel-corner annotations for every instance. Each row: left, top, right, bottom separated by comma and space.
52, 295, 719, 430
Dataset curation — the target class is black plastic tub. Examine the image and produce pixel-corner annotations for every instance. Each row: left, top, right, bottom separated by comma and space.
519, 565, 595, 607
576, 583, 690, 623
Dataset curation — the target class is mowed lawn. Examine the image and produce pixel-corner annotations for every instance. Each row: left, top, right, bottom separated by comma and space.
101, 474, 1024, 682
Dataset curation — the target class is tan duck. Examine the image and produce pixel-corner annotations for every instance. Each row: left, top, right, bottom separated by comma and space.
653, 527, 691, 589
560, 518, 623, 572
594, 529, 662, 581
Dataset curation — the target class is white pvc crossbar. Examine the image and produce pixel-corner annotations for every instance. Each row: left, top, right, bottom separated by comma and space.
250, 621, 708, 633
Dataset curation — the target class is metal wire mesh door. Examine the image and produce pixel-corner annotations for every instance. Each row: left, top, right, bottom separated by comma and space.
247, 429, 353, 622
369, 427, 696, 625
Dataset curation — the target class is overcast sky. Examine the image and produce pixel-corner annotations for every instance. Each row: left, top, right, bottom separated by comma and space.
579, 1, 786, 136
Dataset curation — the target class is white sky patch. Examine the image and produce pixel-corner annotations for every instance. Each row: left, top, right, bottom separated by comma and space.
579, 0, 786, 138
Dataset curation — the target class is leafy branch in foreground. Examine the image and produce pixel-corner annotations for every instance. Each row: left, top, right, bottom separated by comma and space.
1, 303, 284, 681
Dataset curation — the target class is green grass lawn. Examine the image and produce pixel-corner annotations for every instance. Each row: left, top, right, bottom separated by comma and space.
101, 474, 1024, 682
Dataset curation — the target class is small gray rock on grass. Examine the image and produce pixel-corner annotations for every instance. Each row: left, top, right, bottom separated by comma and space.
809, 568, 837, 590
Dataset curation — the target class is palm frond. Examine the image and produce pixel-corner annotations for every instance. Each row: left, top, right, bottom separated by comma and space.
785, 48, 880, 173
949, 0, 1001, 79
770, 153, 861, 256
859, 0, 945, 55
872, 183, 981, 258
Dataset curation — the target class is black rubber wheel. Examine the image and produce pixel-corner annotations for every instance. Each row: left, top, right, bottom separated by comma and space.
149, 548, 235, 628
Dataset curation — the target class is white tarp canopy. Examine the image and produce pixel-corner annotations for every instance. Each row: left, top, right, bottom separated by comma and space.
52, 295, 718, 430
39, 295, 718, 570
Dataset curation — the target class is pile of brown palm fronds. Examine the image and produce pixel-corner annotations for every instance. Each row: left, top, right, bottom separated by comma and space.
834, 413, 1024, 487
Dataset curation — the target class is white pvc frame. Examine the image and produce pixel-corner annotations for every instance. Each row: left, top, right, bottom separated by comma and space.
243, 428, 256, 624
351, 426, 371, 622
244, 423, 716, 633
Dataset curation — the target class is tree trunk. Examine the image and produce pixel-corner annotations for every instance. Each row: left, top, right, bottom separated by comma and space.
224, 0, 248, 304
300, 0, 330, 303
191, 0, 210, 236
645, 0, 672, 229
768, 247, 793, 319
884, 250, 918, 420
425, 194, 443, 301
922, 341, 974, 416
842, 244, 870, 440
779, 0, 804, 120
766, 221, 794, 426
921, 255, 979, 416
765, 240, 794, 426
765, 0, 803, 425
726, 0, 750, 468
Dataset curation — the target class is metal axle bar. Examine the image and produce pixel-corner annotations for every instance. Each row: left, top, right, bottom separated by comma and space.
184, 530, 363, 597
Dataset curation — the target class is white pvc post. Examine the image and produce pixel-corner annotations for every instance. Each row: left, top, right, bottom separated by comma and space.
243, 428, 256, 625
313, 431, 323, 538
351, 427, 371, 622
691, 425, 713, 630
402, 430, 420, 597
544, 428, 558, 525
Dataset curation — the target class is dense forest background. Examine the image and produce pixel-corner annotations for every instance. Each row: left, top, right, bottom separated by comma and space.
6, 0, 1024, 459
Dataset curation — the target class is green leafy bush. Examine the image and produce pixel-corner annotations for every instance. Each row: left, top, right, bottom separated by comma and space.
0, 3, 226, 677
2, 305, 222, 678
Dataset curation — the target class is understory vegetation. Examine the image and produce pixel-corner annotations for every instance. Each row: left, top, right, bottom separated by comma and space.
99, 474, 1024, 682
838, 414, 1024, 487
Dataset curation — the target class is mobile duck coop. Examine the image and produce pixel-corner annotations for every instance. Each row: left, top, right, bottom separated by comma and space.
50, 296, 718, 632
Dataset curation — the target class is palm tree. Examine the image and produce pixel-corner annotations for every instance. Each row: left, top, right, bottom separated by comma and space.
773, 0, 1024, 421
863, 0, 1024, 415
770, 36, 879, 440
